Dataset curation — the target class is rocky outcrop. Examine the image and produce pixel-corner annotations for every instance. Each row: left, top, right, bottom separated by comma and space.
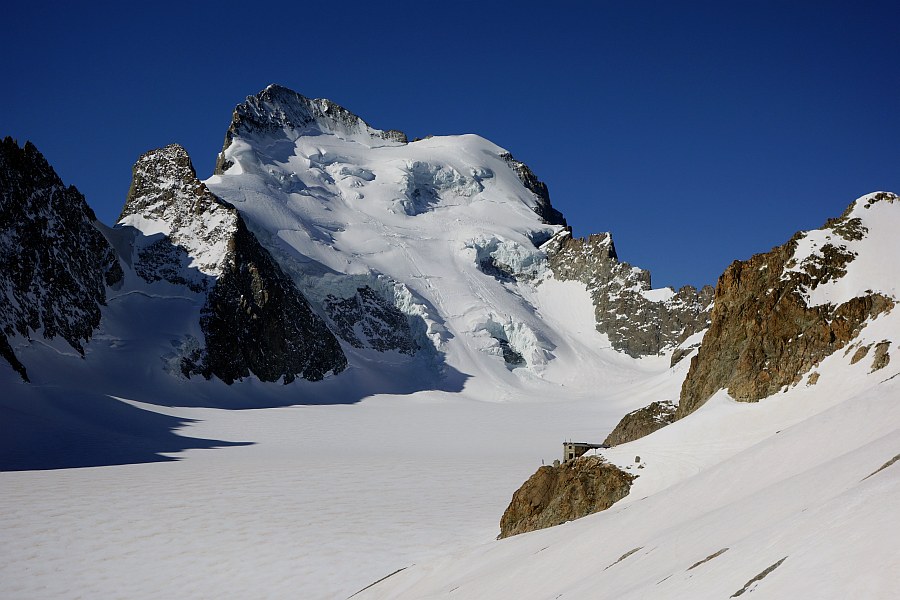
870, 341, 891, 372
214, 84, 407, 174
678, 194, 897, 418
545, 230, 714, 357
323, 286, 419, 355
498, 455, 635, 538
603, 400, 677, 446
120, 144, 346, 384
499, 152, 567, 227
0, 137, 123, 380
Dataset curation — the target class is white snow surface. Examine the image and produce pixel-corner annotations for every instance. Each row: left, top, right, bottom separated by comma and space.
0, 276, 672, 599
2, 114, 899, 599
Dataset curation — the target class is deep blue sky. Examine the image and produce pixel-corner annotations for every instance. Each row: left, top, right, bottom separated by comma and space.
4, 1, 898, 288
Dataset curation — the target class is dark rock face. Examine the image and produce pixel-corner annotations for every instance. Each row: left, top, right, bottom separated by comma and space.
120, 144, 346, 384
323, 286, 419, 355
545, 231, 714, 357
215, 84, 407, 174
678, 197, 896, 418
0, 137, 122, 380
498, 455, 635, 538
200, 219, 347, 384
603, 400, 677, 446
499, 152, 567, 227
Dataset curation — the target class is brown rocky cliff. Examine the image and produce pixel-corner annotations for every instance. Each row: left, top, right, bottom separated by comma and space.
498, 456, 635, 539
678, 194, 896, 418
604, 400, 677, 446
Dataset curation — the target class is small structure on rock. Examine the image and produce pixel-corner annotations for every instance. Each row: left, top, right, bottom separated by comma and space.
563, 441, 608, 462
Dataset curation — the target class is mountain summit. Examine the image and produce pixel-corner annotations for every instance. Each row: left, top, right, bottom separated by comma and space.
214, 84, 407, 174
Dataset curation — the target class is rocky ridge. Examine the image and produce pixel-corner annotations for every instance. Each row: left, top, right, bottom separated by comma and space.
499, 152, 567, 227
545, 230, 714, 357
678, 193, 897, 418
498, 455, 635, 538
214, 84, 407, 174
119, 144, 346, 384
0, 137, 122, 381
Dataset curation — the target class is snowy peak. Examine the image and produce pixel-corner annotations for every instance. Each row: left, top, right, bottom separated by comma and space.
214, 84, 407, 173
205, 94, 581, 381
114, 142, 347, 384
786, 191, 899, 307
119, 143, 239, 284
121, 143, 231, 225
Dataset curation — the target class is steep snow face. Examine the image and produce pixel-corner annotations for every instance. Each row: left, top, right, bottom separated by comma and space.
205, 86, 645, 391
786, 191, 900, 307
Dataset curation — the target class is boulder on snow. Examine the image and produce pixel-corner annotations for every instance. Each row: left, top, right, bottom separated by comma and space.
498, 455, 635, 539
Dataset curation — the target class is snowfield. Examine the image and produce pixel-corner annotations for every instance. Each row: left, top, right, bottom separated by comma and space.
3, 297, 897, 599
0, 279, 679, 599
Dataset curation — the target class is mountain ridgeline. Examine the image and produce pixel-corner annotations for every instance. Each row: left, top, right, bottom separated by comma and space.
1, 85, 895, 423
677, 192, 897, 418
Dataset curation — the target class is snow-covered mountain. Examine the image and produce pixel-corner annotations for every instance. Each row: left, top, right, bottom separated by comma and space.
0, 85, 712, 394
1, 86, 897, 599
202, 84, 713, 393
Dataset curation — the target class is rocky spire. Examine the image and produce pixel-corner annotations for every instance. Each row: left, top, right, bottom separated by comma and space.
120, 143, 347, 384
545, 230, 715, 357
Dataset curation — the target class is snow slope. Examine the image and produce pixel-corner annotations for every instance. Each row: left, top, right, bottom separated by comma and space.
0, 277, 678, 599
352, 193, 900, 599
356, 309, 900, 600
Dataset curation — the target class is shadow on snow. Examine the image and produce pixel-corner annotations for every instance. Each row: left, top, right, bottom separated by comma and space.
0, 384, 252, 472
